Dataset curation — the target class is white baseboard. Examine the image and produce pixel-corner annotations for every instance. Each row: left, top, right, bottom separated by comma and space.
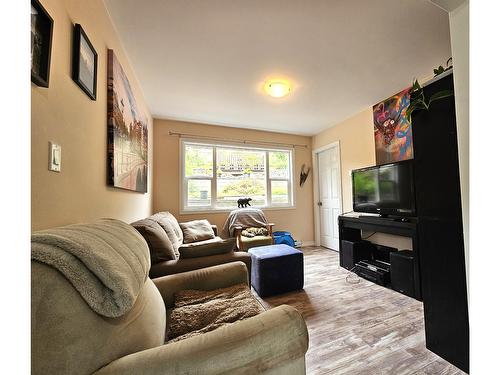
300, 240, 316, 247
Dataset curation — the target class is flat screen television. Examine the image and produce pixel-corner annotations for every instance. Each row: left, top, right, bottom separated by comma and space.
352, 160, 416, 217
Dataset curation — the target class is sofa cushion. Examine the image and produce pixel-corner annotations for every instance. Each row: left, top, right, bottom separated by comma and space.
178, 237, 235, 259
150, 212, 183, 258
149, 252, 252, 280
168, 283, 264, 342
180, 219, 215, 244
132, 218, 177, 262
240, 235, 274, 252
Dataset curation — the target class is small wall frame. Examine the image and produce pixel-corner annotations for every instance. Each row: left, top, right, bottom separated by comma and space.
31, 0, 54, 87
72, 24, 98, 100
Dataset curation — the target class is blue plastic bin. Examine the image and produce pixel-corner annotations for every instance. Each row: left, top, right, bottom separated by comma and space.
273, 231, 295, 247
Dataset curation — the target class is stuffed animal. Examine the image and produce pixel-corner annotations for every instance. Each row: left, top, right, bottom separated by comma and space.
237, 197, 252, 208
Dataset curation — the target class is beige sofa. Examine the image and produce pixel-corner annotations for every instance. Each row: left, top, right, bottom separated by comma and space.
132, 212, 252, 279
31, 219, 309, 374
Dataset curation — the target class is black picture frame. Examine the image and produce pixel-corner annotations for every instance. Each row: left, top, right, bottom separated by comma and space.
31, 0, 53, 87
72, 24, 98, 100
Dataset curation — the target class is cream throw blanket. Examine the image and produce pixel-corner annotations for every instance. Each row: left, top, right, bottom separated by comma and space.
222, 208, 269, 238
31, 218, 150, 318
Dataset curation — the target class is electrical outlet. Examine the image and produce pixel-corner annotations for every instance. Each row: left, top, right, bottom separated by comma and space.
49, 142, 61, 172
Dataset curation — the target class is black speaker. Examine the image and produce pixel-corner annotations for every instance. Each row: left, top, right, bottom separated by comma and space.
340, 240, 374, 270
390, 250, 416, 298
373, 244, 397, 263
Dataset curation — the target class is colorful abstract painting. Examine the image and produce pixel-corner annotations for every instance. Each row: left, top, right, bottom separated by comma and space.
373, 88, 413, 164
107, 50, 148, 192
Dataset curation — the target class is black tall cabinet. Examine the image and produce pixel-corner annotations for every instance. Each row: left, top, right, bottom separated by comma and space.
412, 71, 469, 373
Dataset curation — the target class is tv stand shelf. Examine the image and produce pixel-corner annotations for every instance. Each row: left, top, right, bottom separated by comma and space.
338, 213, 422, 300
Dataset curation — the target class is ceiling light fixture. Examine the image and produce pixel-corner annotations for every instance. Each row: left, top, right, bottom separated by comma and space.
264, 79, 292, 98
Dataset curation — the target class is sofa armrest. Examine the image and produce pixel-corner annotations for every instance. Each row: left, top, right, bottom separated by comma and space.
152, 262, 248, 308
234, 226, 243, 250
266, 223, 275, 241
93, 305, 309, 375
211, 224, 218, 236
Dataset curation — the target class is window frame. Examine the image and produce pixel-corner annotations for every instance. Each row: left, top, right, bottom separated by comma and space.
180, 138, 295, 214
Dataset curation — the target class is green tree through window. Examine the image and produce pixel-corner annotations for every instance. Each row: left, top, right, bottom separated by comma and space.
183, 142, 293, 210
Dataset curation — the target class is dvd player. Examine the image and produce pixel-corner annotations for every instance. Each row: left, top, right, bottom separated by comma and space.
355, 259, 391, 286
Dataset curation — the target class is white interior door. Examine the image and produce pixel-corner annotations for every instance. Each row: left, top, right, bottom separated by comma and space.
317, 145, 342, 250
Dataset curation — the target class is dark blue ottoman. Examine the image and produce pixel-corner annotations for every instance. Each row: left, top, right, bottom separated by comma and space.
248, 244, 304, 297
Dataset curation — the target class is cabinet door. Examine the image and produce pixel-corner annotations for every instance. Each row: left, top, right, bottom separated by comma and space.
418, 217, 469, 372
412, 74, 462, 220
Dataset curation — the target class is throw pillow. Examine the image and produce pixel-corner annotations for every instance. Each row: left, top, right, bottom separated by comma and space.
131, 218, 177, 262
168, 283, 264, 342
150, 212, 184, 258
180, 219, 215, 244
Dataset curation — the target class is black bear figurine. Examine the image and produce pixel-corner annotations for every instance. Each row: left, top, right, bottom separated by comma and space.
237, 198, 252, 208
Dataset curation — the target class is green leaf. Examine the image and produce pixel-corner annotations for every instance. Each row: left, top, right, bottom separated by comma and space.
446, 57, 453, 67
405, 100, 428, 121
428, 90, 454, 105
433, 66, 445, 77
410, 100, 428, 112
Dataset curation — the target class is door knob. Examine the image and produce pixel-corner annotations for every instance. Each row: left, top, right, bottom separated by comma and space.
318, 202, 323, 206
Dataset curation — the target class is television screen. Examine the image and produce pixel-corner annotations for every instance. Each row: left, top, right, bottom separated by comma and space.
352, 160, 415, 216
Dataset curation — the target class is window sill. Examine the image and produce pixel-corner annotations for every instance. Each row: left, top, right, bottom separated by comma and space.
179, 205, 296, 216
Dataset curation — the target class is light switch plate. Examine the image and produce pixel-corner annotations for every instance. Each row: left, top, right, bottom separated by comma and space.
49, 142, 61, 172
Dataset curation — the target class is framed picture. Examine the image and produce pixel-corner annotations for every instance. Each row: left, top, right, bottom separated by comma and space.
107, 49, 148, 193
31, 0, 53, 87
72, 24, 98, 100
373, 87, 414, 164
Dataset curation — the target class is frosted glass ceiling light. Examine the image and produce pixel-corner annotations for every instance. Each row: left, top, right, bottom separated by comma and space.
264, 79, 291, 98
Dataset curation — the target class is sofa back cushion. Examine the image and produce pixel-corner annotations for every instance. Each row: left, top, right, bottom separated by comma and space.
132, 218, 177, 262
178, 237, 235, 259
150, 212, 183, 258
180, 219, 215, 244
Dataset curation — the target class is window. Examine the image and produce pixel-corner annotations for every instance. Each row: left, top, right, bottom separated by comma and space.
182, 140, 294, 212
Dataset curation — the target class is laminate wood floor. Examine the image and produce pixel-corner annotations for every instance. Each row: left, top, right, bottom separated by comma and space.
252, 246, 466, 375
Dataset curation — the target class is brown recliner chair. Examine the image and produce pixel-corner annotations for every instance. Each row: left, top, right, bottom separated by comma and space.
31, 219, 309, 374
223, 208, 275, 251
132, 211, 252, 278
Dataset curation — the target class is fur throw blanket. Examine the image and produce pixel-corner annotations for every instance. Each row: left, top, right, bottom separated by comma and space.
168, 283, 265, 342
31, 219, 150, 318
241, 227, 269, 238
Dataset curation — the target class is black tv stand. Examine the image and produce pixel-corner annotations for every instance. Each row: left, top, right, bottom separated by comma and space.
338, 213, 422, 300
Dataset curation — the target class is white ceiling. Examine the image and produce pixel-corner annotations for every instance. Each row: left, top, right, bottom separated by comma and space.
104, 0, 451, 136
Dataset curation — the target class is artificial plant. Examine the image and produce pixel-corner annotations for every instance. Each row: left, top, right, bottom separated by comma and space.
405, 58, 454, 122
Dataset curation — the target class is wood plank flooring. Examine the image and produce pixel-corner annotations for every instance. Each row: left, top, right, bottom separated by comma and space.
252, 246, 466, 375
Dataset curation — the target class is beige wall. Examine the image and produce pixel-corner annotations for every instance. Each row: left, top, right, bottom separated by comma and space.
312, 109, 413, 250
31, 0, 153, 230
153, 119, 315, 243
312, 109, 375, 211
449, 0, 469, 295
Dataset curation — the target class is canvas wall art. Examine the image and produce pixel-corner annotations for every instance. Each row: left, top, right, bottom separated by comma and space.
373, 87, 413, 164
107, 49, 148, 192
